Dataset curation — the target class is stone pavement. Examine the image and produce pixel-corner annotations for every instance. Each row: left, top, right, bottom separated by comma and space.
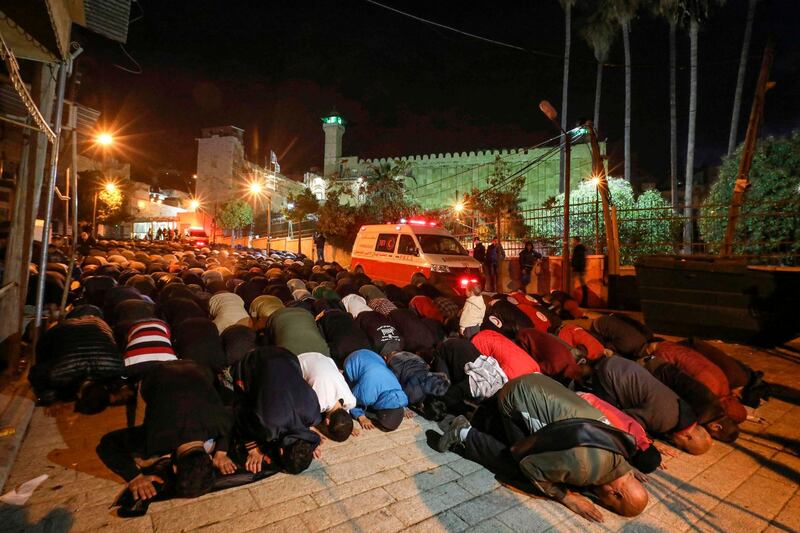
1, 339, 799, 533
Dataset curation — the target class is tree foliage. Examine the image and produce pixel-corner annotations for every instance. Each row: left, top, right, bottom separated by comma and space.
317, 159, 420, 250
465, 156, 527, 239
216, 199, 253, 231
699, 132, 800, 263
283, 188, 320, 224
537, 177, 679, 264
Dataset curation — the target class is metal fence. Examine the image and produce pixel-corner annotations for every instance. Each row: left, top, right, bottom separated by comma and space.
445, 199, 800, 266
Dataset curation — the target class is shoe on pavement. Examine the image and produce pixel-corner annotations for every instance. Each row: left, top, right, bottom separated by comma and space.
435, 415, 471, 452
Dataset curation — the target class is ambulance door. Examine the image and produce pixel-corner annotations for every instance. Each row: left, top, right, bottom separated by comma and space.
396, 233, 428, 281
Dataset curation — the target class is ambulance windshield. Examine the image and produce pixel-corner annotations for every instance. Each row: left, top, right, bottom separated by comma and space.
417, 235, 469, 256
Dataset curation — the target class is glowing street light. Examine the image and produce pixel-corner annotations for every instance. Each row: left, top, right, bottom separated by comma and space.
590, 176, 601, 188
96, 132, 113, 146
189, 199, 200, 211
104, 182, 117, 193
287, 202, 295, 210
249, 182, 263, 195
454, 201, 465, 213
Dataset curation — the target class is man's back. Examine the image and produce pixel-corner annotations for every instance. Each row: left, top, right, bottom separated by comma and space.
498, 373, 603, 433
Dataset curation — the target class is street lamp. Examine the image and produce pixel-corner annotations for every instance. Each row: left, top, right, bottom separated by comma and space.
96, 132, 113, 146
539, 99, 572, 292
454, 201, 465, 214
189, 199, 200, 211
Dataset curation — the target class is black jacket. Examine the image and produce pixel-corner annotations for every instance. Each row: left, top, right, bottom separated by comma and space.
473, 242, 486, 263
355, 311, 404, 357
316, 310, 370, 366
140, 360, 231, 456
388, 308, 438, 354
232, 347, 321, 447
173, 317, 228, 372
571, 243, 587, 272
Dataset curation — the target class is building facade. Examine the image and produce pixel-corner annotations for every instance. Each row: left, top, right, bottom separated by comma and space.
195, 125, 304, 236
318, 111, 598, 212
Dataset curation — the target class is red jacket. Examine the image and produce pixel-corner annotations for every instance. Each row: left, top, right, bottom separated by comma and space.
508, 292, 551, 333
578, 392, 651, 452
654, 342, 729, 397
654, 341, 747, 422
557, 324, 605, 361
409, 295, 445, 323
471, 329, 540, 380
516, 327, 580, 383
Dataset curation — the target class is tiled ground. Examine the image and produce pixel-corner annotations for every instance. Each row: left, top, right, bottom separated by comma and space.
1, 339, 799, 533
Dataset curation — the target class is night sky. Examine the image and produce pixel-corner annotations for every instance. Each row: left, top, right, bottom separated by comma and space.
75, 0, 800, 189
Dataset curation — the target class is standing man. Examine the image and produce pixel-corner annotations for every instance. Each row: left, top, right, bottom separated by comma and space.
472, 237, 486, 264
571, 236, 588, 307
313, 231, 326, 264
485, 237, 505, 292
519, 241, 541, 292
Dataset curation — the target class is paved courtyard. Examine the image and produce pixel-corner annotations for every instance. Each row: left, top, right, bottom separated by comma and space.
1, 339, 799, 533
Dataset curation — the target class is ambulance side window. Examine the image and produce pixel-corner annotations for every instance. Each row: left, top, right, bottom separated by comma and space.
398, 235, 419, 256
375, 233, 398, 253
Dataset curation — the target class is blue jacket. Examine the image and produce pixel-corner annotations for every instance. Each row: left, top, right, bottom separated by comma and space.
344, 349, 408, 418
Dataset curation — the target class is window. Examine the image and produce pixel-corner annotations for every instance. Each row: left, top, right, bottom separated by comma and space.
375, 233, 398, 253
398, 235, 419, 256
417, 235, 469, 256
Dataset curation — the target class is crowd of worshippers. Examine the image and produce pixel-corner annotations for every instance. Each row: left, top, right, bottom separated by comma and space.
29, 239, 771, 521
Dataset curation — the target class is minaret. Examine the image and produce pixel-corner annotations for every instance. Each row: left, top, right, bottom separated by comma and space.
322, 109, 345, 177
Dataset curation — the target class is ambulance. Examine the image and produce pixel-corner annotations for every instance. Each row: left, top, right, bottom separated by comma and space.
350, 219, 483, 292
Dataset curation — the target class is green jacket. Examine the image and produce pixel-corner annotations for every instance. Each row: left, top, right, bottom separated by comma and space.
498, 373, 604, 433
498, 373, 630, 499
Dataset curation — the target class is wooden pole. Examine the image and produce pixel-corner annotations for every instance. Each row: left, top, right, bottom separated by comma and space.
721, 38, 775, 257
587, 122, 619, 275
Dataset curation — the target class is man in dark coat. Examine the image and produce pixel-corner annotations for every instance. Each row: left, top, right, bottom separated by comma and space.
96, 360, 233, 502
173, 318, 228, 372
316, 309, 371, 367
384, 351, 449, 417
355, 310, 404, 357
435, 373, 649, 522
388, 308, 439, 355
591, 356, 712, 455
571, 236, 588, 307
431, 338, 482, 412
232, 347, 322, 475
590, 315, 653, 359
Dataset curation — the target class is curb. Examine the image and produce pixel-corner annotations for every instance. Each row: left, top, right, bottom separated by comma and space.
0, 381, 36, 492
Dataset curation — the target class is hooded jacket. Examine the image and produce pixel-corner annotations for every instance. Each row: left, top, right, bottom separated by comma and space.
344, 349, 408, 418
471, 329, 540, 380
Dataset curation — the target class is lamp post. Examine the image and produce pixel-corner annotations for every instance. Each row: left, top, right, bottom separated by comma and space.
92, 132, 114, 236
591, 176, 600, 254
539, 100, 572, 292
248, 181, 262, 248
92, 182, 117, 238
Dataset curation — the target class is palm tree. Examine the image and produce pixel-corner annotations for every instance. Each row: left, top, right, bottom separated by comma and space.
581, 9, 616, 132
682, 0, 725, 252
654, 0, 682, 212
559, 0, 576, 194
683, 15, 699, 251
727, 0, 758, 156
605, 0, 640, 184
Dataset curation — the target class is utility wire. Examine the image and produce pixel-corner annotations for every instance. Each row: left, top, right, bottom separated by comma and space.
362, 0, 756, 70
